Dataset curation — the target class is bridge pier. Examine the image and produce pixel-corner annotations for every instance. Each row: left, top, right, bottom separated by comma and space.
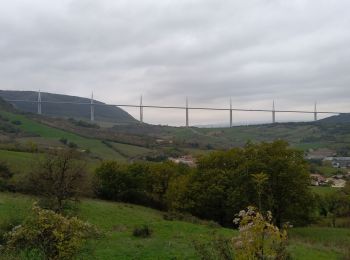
90, 92, 94, 122
37, 90, 42, 115
140, 95, 143, 123
314, 102, 318, 121
272, 100, 276, 123
186, 97, 189, 127
230, 98, 233, 128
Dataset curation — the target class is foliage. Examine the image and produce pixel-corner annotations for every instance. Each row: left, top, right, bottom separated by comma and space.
25, 141, 38, 153
252, 172, 269, 211
68, 118, 100, 129
147, 161, 181, 208
94, 161, 149, 205
185, 140, 314, 227
317, 183, 350, 227
59, 137, 68, 145
11, 120, 21, 125
94, 160, 190, 209
27, 149, 87, 213
233, 206, 289, 260
163, 211, 220, 227
93, 141, 315, 227
132, 225, 153, 238
165, 173, 193, 211
193, 234, 234, 260
0, 161, 13, 191
0, 214, 23, 245
3, 204, 100, 259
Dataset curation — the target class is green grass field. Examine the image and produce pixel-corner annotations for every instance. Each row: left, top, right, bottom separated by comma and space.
0, 192, 348, 259
0, 111, 159, 161
310, 186, 338, 196
0, 150, 38, 173
0, 111, 123, 159
109, 142, 152, 158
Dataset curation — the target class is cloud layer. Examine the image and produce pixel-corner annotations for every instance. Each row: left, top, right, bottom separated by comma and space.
1, 0, 350, 125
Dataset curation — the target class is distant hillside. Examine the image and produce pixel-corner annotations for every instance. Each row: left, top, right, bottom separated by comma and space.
0, 90, 137, 124
318, 113, 350, 124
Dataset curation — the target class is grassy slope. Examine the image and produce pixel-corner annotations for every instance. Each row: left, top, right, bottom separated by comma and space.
0, 150, 38, 173
0, 193, 233, 259
310, 186, 338, 196
0, 110, 125, 160
0, 192, 347, 259
109, 142, 153, 158
165, 122, 350, 151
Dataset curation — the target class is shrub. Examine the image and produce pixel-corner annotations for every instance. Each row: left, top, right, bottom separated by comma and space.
232, 206, 289, 260
68, 142, 78, 149
132, 225, 152, 238
193, 235, 234, 260
59, 137, 68, 145
0, 215, 23, 245
188, 141, 314, 227
163, 211, 220, 228
27, 149, 87, 213
0, 161, 13, 192
3, 204, 100, 259
11, 120, 21, 125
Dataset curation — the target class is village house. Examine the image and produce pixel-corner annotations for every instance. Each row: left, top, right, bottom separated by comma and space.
307, 148, 336, 160
310, 173, 347, 188
169, 155, 197, 167
327, 177, 347, 188
310, 173, 327, 186
323, 157, 350, 168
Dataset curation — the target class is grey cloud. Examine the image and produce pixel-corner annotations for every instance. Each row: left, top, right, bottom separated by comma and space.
0, 0, 350, 125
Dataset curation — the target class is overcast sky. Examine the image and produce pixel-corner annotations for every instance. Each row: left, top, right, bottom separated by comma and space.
1, 0, 350, 125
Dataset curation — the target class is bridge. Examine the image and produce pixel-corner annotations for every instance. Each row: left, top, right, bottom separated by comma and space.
4, 91, 346, 127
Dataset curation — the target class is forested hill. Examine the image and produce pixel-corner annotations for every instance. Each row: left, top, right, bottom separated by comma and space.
0, 90, 136, 124
318, 113, 350, 124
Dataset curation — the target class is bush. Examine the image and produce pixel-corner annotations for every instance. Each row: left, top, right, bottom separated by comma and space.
27, 149, 87, 213
132, 225, 152, 238
194, 207, 289, 260
3, 204, 100, 259
163, 211, 220, 228
193, 235, 234, 260
68, 142, 78, 149
232, 206, 289, 260
0, 215, 23, 245
187, 141, 314, 227
10, 120, 21, 125
59, 137, 68, 145
0, 161, 13, 192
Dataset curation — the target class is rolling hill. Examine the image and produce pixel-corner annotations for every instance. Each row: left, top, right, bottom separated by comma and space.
0, 98, 154, 162
0, 90, 137, 124
1, 92, 350, 159
318, 113, 350, 124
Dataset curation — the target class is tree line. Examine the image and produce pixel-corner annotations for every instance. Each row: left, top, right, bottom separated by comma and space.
93, 140, 314, 227
2, 140, 349, 228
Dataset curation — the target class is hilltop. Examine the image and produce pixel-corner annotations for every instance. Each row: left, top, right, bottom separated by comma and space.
0, 90, 137, 124
318, 113, 350, 124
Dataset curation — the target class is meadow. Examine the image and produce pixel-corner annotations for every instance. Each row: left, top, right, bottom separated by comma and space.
0, 192, 348, 259
0, 110, 156, 161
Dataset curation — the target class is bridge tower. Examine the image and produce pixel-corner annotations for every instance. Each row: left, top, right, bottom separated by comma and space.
229, 98, 233, 128
186, 97, 189, 127
272, 100, 276, 124
90, 92, 94, 122
37, 90, 42, 115
140, 95, 143, 123
314, 102, 318, 121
